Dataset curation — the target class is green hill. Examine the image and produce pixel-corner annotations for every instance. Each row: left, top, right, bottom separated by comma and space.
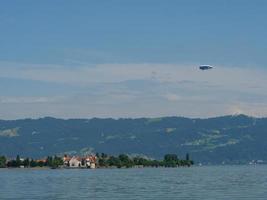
0, 115, 266, 164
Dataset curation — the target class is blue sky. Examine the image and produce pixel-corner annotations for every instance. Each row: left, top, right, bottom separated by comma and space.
0, 0, 267, 119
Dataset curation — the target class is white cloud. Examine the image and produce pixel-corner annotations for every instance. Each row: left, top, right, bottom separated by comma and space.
0, 96, 64, 104
164, 93, 181, 101
1, 62, 266, 90
0, 61, 267, 118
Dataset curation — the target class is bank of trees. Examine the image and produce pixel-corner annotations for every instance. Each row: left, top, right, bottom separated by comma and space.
0, 153, 193, 169
45, 156, 64, 168
97, 153, 194, 168
0, 155, 63, 168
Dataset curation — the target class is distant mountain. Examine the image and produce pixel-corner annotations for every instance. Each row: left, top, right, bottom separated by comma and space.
0, 115, 267, 164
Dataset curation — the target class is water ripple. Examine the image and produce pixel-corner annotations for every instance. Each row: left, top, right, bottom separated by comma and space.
0, 165, 267, 200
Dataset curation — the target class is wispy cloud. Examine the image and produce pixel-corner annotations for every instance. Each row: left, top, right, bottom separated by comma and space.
0, 61, 267, 119
164, 93, 181, 101
1, 62, 266, 87
0, 96, 64, 104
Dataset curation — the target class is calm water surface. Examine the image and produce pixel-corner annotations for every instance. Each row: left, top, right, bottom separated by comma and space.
0, 165, 267, 200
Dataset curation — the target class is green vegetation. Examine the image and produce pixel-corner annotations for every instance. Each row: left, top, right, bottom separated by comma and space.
97, 153, 193, 168
0, 153, 193, 169
46, 156, 64, 168
0, 155, 6, 168
4, 155, 63, 168
0, 115, 264, 164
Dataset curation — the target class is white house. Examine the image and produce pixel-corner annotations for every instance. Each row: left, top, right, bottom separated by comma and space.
85, 155, 97, 169
63, 155, 97, 168
69, 156, 82, 168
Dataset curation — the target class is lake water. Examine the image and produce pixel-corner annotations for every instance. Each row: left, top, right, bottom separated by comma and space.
0, 165, 267, 199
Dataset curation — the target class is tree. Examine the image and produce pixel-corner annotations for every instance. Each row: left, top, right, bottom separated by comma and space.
7, 160, 17, 168
46, 156, 53, 167
16, 155, 21, 167
37, 161, 45, 167
107, 156, 121, 167
101, 153, 107, 158
0, 156, 6, 168
186, 153, 190, 161
185, 153, 193, 166
51, 156, 63, 168
164, 154, 179, 167
98, 158, 107, 167
23, 158, 30, 167
118, 154, 133, 168
30, 159, 38, 167
164, 154, 178, 162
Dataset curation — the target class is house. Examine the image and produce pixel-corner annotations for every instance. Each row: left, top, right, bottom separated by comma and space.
85, 155, 97, 169
69, 156, 82, 168
63, 155, 97, 168
63, 155, 71, 167
90, 162, 96, 169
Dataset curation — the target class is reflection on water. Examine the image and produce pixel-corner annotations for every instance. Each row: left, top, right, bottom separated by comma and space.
0, 165, 267, 200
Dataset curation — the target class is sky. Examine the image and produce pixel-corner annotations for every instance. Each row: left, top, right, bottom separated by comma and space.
1, 0, 267, 119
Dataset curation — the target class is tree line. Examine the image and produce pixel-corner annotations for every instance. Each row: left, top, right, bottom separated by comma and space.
96, 153, 194, 168
0, 153, 194, 168
0, 155, 63, 168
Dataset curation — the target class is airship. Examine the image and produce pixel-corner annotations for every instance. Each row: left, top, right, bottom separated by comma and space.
199, 65, 213, 70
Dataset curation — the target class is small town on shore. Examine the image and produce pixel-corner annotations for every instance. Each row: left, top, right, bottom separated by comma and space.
0, 153, 194, 169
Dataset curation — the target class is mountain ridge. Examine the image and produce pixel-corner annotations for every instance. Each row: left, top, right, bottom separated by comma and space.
0, 114, 266, 164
